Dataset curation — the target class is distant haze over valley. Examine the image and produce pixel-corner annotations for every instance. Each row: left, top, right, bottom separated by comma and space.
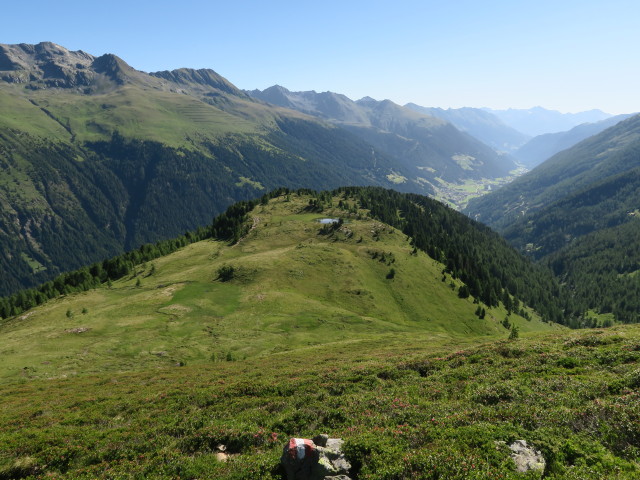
483, 106, 614, 137
513, 114, 635, 168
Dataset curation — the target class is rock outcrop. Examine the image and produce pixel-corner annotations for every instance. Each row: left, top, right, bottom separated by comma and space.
0, 42, 149, 90
509, 440, 545, 473
281, 435, 351, 480
0, 42, 95, 87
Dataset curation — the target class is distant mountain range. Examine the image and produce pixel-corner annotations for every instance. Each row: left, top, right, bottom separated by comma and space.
404, 104, 531, 153
484, 106, 613, 137
513, 114, 634, 168
248, 85, 519, 184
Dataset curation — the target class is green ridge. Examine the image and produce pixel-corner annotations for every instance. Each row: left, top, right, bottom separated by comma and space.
0, 193, 555, 381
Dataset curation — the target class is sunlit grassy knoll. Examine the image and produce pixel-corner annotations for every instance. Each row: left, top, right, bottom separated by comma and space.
0, 194, 557, 382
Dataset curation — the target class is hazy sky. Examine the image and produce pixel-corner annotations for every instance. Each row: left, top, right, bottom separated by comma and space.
3, 0, 638, 114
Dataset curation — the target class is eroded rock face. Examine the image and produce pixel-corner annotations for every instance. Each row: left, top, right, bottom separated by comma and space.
0, 42, 96, 87
509, 440, 545, 473
281, 436, 352, 480
0, 42, 139, 89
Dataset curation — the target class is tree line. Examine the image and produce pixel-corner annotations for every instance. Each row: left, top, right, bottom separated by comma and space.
336, 186, 568, 324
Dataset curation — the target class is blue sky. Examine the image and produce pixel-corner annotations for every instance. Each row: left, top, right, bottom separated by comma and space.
3, 0, 638, 114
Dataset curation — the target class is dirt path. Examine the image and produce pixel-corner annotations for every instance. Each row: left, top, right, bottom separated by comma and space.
233, 216, 260, 247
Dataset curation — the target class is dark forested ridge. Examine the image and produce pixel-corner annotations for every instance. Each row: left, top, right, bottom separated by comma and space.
0, 129, 125, 295
342, 187, 567, 325
0, 130, 256, 296
547, 220, 640, 324
501, 168, 640, 324
502, 167, 640, 261
465, 114, 640, 326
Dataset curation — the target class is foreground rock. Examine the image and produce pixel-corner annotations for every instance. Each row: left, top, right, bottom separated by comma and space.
281, 435, 351, 480
509, 440, 545, 473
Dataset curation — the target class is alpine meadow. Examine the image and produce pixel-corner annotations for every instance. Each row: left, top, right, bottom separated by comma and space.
1, 14, 640, 480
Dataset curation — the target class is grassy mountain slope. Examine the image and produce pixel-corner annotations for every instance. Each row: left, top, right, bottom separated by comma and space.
4, 191, 639, 479
0, 42, 426, 296
405, 104, 531, 153
0, 190, 559, 382
22, 83, 257, 144
248, 86, 519, 190
2, 325, 640, 479
514, 114, 634, 168
465, 113, 640, 229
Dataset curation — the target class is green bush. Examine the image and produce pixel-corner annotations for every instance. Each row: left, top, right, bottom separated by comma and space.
217, 265, 235, 282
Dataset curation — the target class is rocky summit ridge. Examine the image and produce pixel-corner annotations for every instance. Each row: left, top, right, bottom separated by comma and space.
0, 42, 102, 88
0, 42, 238, 95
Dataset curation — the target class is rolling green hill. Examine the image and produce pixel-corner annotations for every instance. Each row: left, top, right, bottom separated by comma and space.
0, 190, 562, 382
1, 190, 639, 479
0, 42, 429, 296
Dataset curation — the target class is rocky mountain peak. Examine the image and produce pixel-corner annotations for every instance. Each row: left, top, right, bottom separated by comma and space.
263, 84, 291, 94
150, 68, 246, 97
0, 41, 96, 88
0, 42, 94, 71
248, 84, 298, 108
91, 53, 135, 85
0, 42, 152, 91
0, 41, 245, 97
356, 96, 377, 105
